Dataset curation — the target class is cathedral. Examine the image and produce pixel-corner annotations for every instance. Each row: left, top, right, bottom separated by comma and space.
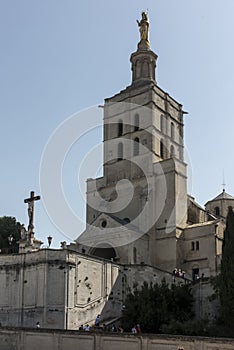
73, 11, 233, 281
0, 12, 233, 330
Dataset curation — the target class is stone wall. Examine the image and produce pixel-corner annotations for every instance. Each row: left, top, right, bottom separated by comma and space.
0, 247, 220, 331
0, 327, 234, 350
0, 249, 122, 330
0, 249, 67, 329
192, 278, 220, 320
122, 263, 177, 291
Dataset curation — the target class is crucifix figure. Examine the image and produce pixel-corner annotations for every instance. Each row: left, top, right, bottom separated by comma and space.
24, 191, 40, 232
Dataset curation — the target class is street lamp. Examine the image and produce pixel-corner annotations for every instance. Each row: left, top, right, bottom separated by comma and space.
47, 235, 52, 248
8, 234, 13, 246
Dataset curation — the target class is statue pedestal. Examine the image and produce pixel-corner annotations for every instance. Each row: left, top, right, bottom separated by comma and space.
18, 231, 43, 253
130, 47, 158, 84
18, 238, 43, 253
137, 40, 150, 51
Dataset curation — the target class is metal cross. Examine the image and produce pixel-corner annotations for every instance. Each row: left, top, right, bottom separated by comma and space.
222, 169, 226, 192
24, 191, 40, 232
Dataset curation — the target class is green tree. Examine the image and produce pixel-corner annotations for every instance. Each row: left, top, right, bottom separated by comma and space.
218, 207, 234, 328
122, 279, 194, 333
0, 216, 22, 253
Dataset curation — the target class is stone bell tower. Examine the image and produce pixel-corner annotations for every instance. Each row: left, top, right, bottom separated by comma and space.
76, 12, 188, 272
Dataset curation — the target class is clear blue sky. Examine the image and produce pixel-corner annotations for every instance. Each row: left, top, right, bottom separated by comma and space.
1, 1, 234, 247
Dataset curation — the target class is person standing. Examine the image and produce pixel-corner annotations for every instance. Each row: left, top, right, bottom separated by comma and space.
136, 324, 141, 333
84, 324, 90, 331
95, 314, 100, 327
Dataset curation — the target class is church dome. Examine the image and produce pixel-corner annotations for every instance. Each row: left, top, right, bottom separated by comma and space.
205, 189, 234, 218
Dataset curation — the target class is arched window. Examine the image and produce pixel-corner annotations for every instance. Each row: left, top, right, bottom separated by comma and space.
160, 139, 165, 159
118, 119, 123, 136
191, 241, 195, 251
118, 142, 123, 161
196, 241, 200, 251
134, 137, 139, 156
160, 115, 165, 134
171, 122, 175, 140
134, 114, 139, 131
215, 206, 220, 216
170, 145, 175, 158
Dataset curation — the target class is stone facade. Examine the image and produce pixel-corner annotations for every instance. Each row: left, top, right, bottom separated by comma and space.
180, 220, 225, 280
0, 249, 121, 329
0, 247, 180, 329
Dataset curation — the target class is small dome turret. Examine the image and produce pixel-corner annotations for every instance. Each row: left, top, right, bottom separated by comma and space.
205, 189, 234, 218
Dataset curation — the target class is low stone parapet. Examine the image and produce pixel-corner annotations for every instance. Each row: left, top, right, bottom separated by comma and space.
0, 327, 234, 350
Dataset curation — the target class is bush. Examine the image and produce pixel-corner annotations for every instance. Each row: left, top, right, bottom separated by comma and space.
122, 279, 194, 334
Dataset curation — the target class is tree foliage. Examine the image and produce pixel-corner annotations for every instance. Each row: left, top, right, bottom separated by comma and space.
122, 279, 194, 333
0, 216, 22, 253
218, 207, 234, 328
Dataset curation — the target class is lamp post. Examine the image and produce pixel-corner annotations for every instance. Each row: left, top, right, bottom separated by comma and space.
8, 234, 13, 246
7, 234, 14, 254
47, 235, 52, 248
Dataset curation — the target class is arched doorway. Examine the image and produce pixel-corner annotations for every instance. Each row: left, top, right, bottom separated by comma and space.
90, 244, 117, 261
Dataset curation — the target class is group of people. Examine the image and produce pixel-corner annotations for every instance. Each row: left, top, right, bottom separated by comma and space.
131, 324, 141, 334
78, 314, 101, 332
79, 324, 90, 331
79, 314, 143, 334
173, 268, 186, 279
36, 314, 142, 335
78, 322, 124, 333
109, 324, 124, 333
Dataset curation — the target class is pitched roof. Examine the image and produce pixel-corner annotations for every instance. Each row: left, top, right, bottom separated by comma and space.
206, 190, 234, 204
